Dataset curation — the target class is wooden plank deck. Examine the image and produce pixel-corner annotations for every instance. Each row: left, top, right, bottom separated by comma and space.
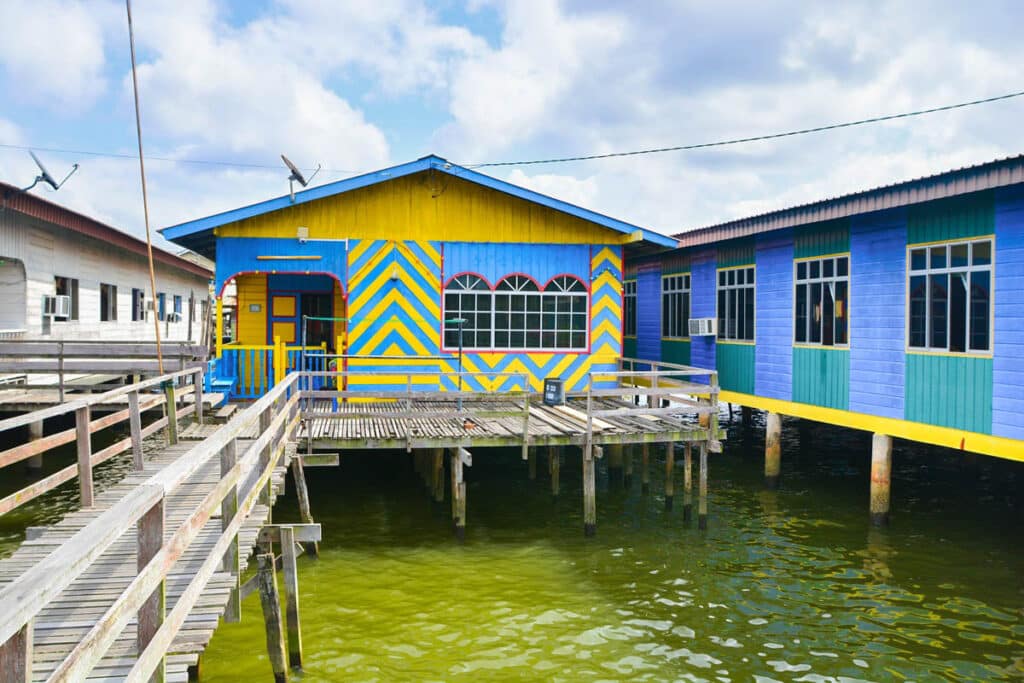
0, 429, 290, 682
0, 390, 225, 414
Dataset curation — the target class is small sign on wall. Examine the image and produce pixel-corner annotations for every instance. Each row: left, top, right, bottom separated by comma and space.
249, 304, 262, 313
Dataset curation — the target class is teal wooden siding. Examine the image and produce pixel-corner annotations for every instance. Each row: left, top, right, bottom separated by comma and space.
794, 219, 849, 258
792, 347, 850, 409
907, 192, 994, 244
661, 339, 691, 366
623, 336, 638, 359
716, 343, 755, 393
905, 354, 992, 433
717, 239, 755, 268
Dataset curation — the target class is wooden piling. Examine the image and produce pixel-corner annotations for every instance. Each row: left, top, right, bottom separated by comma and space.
221, 439, 241, 622
291, 455, 318, 557
75, 406, 93, 508
548, 446, 560, 498
26, 420, 43, 471
450, 448, 469, 542
163, 380, 178, 446
128, 391, 144, 471
698, 443, 708, 530
664, 442, 675, 511
257, 553, 289, 683
0, 621, 32, 682
870, 433, 893, 526
641, 442, 650, 494
765, 411, 781, 489
432, 448, 445, 502
280, 527, 303, 670
583, 444, 596, 537
683, 442, 693, 521
527, 447, 537, 481
138, 499, 166, 683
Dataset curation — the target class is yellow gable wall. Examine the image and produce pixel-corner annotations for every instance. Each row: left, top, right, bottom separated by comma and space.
215, 171, 627, 244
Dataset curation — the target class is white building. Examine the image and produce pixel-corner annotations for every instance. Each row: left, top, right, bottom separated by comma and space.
0, 183, 212, 341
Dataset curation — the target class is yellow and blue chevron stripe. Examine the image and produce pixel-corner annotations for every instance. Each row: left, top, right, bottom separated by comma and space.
589, 245, 623, 389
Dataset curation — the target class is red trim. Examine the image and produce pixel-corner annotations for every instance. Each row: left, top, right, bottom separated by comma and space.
542, 272, 589, 293
218, 270, 344, 297
442, 271, 493, 289
0, 182, 212, 279
441, 271, 588, 292
496, 272, 542, 291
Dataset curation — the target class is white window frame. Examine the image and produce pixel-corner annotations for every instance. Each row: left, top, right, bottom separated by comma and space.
794, 255, 849, 347
624, 279, 637, 337
906, 238, 994, 354
716, 265, 755, 342
661, 273, 691, 339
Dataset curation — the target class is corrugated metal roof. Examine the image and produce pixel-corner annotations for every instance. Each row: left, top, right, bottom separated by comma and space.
0, 183, 213, 278
674, 154, 1024, 248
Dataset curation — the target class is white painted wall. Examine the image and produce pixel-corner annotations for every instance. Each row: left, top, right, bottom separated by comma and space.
0, 209, 211, 341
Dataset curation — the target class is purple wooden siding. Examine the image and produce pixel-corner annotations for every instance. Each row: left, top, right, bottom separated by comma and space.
993, 186, 1024, 439
689, 249, 717, 373
636, 265, 661, 362
755, 230, 793, 400
849, 209, 906, 419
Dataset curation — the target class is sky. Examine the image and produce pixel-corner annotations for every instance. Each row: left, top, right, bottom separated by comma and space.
0, 0, 1021, 252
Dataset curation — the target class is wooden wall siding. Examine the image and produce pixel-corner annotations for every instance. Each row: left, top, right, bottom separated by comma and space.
849, 210, 906, 419
717, 238, 755, 268
716, 343, 755, 394
793, 219, 849, 258
443, 242, 591, 286
992, 186, 1024, 439
755, 230, 793, 400
905, 354, 992, 434
688, 249, 717, 374
636, 266, 661, 363
661, 249, 691, 275
907, 191, 994, 244
660, 339, 690, 366
792, 347, 849, 410
235, 274, 267, 345
214, 237, 348, 293
216, 172, 623, 245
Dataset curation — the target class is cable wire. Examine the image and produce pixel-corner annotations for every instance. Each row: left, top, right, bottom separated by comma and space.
466, 90, 1024, 168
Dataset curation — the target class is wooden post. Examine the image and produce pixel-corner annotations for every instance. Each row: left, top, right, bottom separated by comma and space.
163, 380, 178, 446
129, 391, 144, 470
193, 368, 204, 424
257, 553, 289, 683
25, 420, 43, 471
870, 433, 893, 526
280, 527, 303, 670
582, 444, 596, 537
0, 621, 32, 682
683, 442, 693, 522
291, 456, 318, 556
75, 406, 94, 508
641, 442, 650, 494
698, 443, 708, 530
765, 412, 781, 489
450, 448, 469, 542
221, 439, 241, 622
624, 447, 633, 488
527, 447, 537, 481
548, 446, 560, 498
664, 442, 675, 511
138, 498, 166, 683
431, 448, 445, 502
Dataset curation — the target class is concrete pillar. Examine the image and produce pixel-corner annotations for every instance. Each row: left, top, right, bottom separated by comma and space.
26, 420, 44, 471
869, 434, 893, 526
764, 412, 781, 489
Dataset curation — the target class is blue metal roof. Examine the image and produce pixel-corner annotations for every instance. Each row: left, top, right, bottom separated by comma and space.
161, 155, 678, 250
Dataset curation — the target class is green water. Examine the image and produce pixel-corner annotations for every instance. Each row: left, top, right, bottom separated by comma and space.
2, 416, 1022, 681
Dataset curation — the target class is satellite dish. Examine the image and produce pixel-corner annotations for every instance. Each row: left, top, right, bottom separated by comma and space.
21, 151, 79, 192
281, 154, 321, 202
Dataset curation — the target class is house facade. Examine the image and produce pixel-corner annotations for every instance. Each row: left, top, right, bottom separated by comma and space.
0, 183, 213, 342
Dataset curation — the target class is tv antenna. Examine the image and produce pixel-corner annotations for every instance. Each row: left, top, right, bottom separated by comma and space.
281, 154, 321, 202
22, 151, 79, 192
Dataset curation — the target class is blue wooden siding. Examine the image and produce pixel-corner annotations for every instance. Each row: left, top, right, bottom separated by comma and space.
636, 265, 661, 362
993, 186, 1024, 439
689, 249, 717, 374
849, 210, 906, 419
443, 242, 590, 286
215, 236, 348, 292
716, 343, 755, 393
792, 347, 849, 409
905, 354, 992, 433
755, 230, 792, 400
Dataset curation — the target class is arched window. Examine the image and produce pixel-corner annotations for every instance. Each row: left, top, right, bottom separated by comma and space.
495, 276, 541, 349
444, 274, 492, 349
542, 276, 588, 349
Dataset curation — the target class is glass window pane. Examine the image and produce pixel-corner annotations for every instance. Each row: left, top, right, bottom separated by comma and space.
837, 257, 848, 277
728, 270, 735, 285
930, 273, 948, 349
797, 262, 807, 280
527, 296, 541, 312
970, 270, 990, 351
822, 282, 834, 346
911, 249, 927, 271
542, 332, 555, 348
972, 241, 992, 266
477, 331, 491, 347
744, 286, 755, 340
909, 275, 927, 347
950, 243, 969, 268
728, 288, 737, 338
795, 284, 807, 342
717, 290, 726, 338
495, 331, 509, 347
835, 280, 848, 344
747, 267, 754, 283
571, 332, 586, 349
510, 331, 524, 347
736, 269, 745, 285
810, 283, 821, 343
930, 246, 947, 269
525, 331, 540, 348
810, 261, 820, 279
823, 259, 834, 278
736, 288, 745, 340
719, 271, 726, 286
949, 273, 967, 352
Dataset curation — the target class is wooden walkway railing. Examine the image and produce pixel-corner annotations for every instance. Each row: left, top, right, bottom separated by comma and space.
0, 371, 302, 682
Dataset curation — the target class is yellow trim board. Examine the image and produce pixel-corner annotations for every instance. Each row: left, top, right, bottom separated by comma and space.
907, 234, 995, 249
716, 263, 754, 272
717, 339, 755, 346
718, 390, 1024, 462
793, 251, 850, 262
905, 349, 993, 360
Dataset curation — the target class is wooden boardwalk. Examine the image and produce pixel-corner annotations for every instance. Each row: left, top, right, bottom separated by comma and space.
0, 435, 288, 681
0, 389, 224, 414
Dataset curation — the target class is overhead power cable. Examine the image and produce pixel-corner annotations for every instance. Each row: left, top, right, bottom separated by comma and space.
466, 90, 1024, 168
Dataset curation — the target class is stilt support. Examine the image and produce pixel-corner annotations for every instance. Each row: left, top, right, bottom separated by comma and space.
870, 433, 893, 526
257, 553, 289, 683
280, 527, 303, 670
641, 442, 650, 494
664, 442, 675, 511
548, 446, 560, 498
683, 443, 693, 521
450, 448, 470, 541
765, 412, 781, 489
698, 443, 708, 530
528, 447, 537, 481
291, 456, 318, 556
432, 448, 445, 502
583, 444, 597, 536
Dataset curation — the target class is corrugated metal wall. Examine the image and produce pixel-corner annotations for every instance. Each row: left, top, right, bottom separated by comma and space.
755, 230, 793, 400
689, 249, 717, 373
849, 210, 906, 419
716, 343, 755, 394
661, 249, 690, 275
717, 238, 755, 268
905, 354, 992, 433
636, 265, 661, 362
794, 219, 849, 258
992, 186, 1024, 439
792, 347, 849, 409
907, 192, 994, 244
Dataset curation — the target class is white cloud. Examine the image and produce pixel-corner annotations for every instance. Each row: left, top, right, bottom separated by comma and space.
506, 169, 599, 209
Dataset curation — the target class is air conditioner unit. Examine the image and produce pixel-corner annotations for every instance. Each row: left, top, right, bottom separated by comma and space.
43, 295, 71, 318
688, 318, 717, 337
